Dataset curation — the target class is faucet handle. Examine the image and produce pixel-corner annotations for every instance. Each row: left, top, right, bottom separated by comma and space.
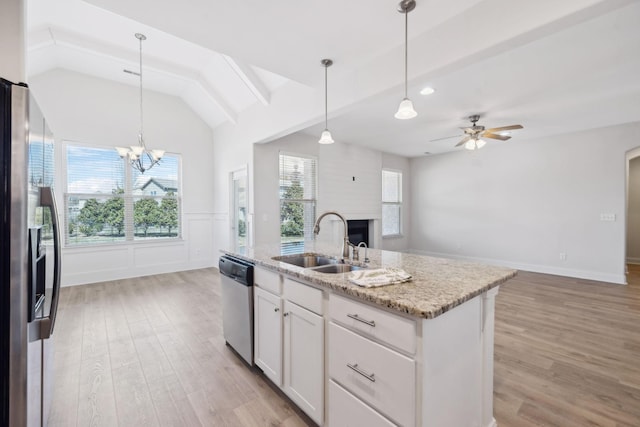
352, 246, 360, 261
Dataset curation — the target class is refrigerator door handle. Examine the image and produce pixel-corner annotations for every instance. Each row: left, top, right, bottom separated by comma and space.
36, 186, 61, 340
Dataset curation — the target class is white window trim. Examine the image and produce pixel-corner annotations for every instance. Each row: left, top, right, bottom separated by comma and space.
62, 140, 183, 248
382, 168, 403, 238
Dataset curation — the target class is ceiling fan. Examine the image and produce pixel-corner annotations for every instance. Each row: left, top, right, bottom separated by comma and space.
431, 115, 523, 150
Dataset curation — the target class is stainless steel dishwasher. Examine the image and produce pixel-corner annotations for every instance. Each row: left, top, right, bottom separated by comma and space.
218, 255, 254, 365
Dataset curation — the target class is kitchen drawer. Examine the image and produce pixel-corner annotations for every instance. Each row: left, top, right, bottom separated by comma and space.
329, 380, 396, 427
329, 293, 416, 354
254, 267, 281, 295
329, 322, 415, 427
284, 277, 323, 315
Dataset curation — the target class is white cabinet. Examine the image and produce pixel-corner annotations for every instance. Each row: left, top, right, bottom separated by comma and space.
329, 294, 417, 427
329, 380, 395, 427
253, 269, 324, 425
283, 299, 324, 425
254, 286, 283, 386
329, 322, 415, 427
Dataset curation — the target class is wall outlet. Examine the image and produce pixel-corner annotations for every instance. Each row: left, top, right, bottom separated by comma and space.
559, 252, 567, 261
600, 213, 616, 222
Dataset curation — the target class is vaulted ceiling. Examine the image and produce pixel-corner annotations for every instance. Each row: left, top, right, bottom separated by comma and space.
27, 0, 640, 157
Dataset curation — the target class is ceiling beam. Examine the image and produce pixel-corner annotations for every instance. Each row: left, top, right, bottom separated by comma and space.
28, 26, 239, 125
223, 55, 270, 106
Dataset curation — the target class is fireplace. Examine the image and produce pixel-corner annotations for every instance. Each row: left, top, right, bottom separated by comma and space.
347, 220, 370, 247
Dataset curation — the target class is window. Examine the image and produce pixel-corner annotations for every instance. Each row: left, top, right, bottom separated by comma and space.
279, 153, 317, 255
65, 143, 181, 246
382, 169, 402, 236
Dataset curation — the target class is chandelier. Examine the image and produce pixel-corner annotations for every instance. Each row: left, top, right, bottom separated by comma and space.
116, 33, 165, 174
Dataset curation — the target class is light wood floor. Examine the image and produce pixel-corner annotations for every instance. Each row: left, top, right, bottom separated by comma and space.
48, 267, 640, 426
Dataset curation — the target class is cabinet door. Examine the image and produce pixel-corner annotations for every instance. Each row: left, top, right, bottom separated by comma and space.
283, 300, 324, 426
254, 287, 283, 386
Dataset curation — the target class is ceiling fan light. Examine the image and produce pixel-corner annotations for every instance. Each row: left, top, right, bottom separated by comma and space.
464, 140, 477, 150
318, 129, 335, 144
395, 98, 417, 120
476, 138, 486, 149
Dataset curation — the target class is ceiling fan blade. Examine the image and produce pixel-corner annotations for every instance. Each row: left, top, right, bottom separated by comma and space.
430, 134, 462, 142
485, 124, 523, 133
483, 133, 511, 141
454, 136, 471, 147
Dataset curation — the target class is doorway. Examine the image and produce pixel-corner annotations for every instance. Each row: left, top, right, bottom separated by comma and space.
231, 167, 248, 254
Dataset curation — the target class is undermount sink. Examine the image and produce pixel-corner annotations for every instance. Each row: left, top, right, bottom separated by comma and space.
273, 254, 338, 268
310, 264, 365, 274
272, 254, 366, 274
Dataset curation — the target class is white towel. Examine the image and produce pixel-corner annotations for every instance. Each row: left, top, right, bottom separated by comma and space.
348, 268, 412, 288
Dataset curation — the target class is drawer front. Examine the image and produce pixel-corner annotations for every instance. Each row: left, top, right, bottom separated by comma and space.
254, 267, 281, 295
329, 323, 415, 427
329, 380, 396, 427
283, 278, 323, 315
329, 293, 416, 354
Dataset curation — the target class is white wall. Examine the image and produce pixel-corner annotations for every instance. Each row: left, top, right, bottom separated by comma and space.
410, 122, 640, 284
381, 153, 411, 252
251, 132, 412, 252
210, 119, 254, 265
29, 69, 216, 286
0, 0, 25, 82
627, 156, 640, 263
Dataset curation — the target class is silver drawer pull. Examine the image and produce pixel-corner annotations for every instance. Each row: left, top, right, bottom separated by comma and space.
347, 313, 375, 327
347, 363, 376, 382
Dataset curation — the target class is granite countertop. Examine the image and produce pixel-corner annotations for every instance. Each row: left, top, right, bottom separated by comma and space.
223, 244, 517, 319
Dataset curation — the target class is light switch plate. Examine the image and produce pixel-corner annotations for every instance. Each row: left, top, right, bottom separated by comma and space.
600, 213, 616, 222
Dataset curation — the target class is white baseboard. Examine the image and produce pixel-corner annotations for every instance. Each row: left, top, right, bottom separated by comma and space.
410, 250, 627, 285
626, 257, 640, 265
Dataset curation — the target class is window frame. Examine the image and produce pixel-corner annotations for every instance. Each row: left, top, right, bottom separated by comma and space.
278, 151, 318, 255
63, 140, 183, 248
381, 168, 403, 238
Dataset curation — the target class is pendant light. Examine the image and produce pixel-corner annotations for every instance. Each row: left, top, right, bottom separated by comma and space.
318, 58, 335, 144
116, 33, 165, 174
395, 0, 417, 120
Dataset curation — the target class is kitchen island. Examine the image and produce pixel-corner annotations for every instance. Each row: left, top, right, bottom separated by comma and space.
223, 246, 516, 427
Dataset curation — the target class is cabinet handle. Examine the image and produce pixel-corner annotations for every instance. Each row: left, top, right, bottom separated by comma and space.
284, 312, 289, 317
347, 363, 376, 382
274, 308, 280, 312
347, 313, 375, 327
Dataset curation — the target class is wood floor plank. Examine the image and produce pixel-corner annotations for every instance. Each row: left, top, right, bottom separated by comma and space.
49, 266, 640, 427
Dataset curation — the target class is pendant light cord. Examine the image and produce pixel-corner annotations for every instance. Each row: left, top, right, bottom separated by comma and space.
404, 8, 408, 98
324, 63, 328, 129
138, 35, 144, 146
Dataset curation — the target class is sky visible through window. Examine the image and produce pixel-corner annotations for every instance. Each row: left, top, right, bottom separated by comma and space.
66, 145, 178, 193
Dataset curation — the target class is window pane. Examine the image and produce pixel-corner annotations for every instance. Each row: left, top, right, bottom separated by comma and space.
382, 170, 401, 202
65, 144, 181, 246
382, 204, 401, 236
133, 196, 180, 240
66, 195, 125, 245
280, 153, 317, 255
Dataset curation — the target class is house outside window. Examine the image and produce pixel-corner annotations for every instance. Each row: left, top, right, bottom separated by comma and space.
64, 143, 181, 246
279, 153, 317, 255
382, 169, 402, 237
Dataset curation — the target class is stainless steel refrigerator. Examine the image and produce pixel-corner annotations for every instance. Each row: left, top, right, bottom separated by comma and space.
1, 78, 61, 427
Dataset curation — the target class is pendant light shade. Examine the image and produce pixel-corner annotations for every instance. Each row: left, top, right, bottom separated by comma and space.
319, 129, 335, 144
395, 98, 417, 120
395, 0, 417, 120
319, 59, 335, 144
